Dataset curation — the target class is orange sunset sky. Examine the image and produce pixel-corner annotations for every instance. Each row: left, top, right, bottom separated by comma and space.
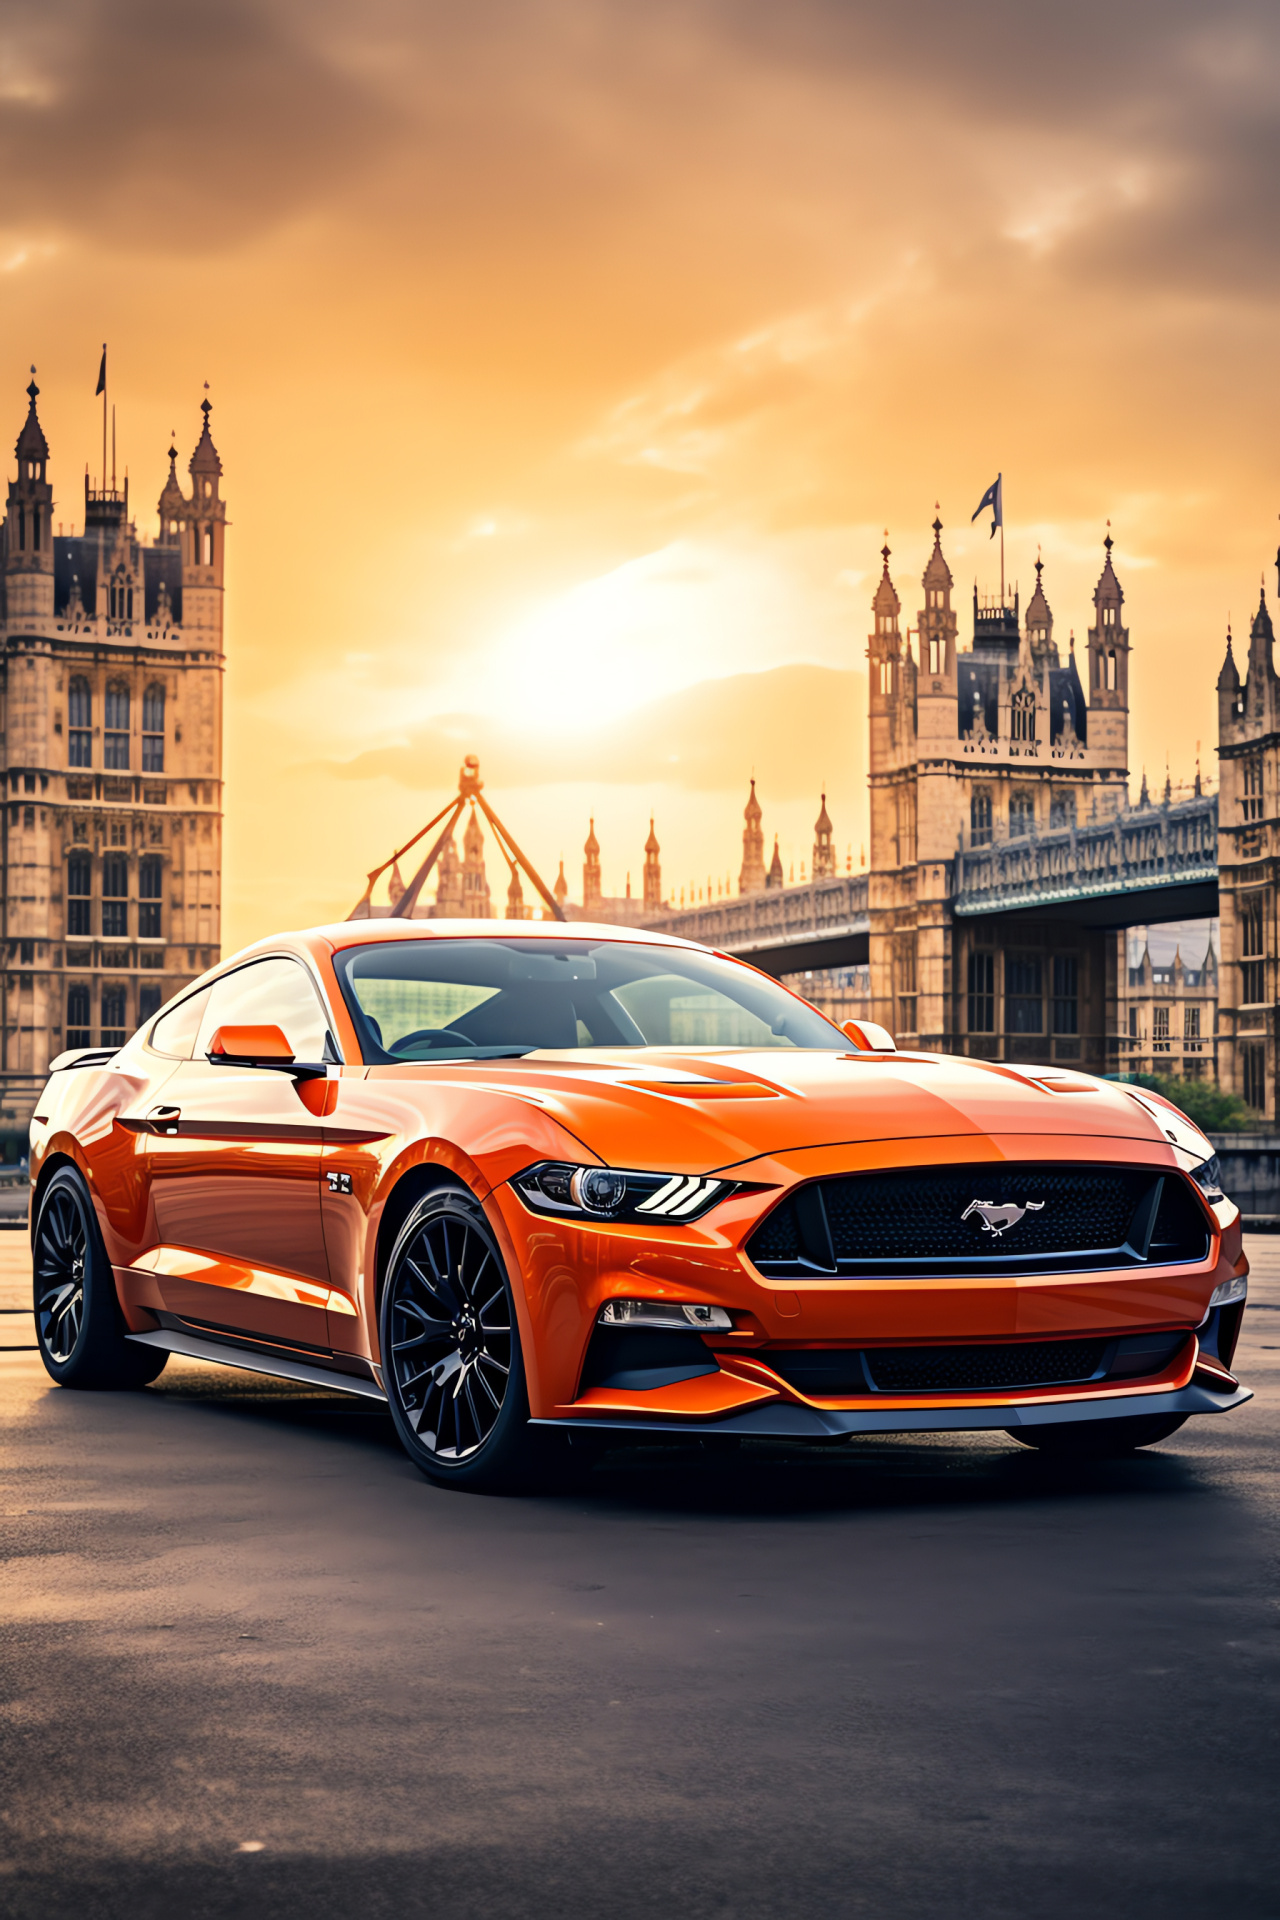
4, 0, 1280, 948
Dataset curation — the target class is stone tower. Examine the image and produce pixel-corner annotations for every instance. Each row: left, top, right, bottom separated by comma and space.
460, 804, 492, 917
866, 519, 1129, 1059
1217, 586, 1280, 1118
812, 793, 835, 878
583, 819, 602, 912
0, 378, 225, 1158
643, 818, 662, 911
739, 780, 765, 894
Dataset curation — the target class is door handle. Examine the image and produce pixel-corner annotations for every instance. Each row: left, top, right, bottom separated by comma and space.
148, 1105, 181, 1135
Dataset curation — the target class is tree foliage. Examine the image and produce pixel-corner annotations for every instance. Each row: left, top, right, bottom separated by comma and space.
1132, 1073, 1255, 1134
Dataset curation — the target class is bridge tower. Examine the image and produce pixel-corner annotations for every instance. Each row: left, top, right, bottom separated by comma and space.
1217, 588, 1280, 1119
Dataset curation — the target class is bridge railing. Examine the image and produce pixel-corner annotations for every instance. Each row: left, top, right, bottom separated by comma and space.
644, 873, 870, 954
954, 795, 1218, 916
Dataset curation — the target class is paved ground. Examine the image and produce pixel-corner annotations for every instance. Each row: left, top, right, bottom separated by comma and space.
2, 1233, 1278, 1920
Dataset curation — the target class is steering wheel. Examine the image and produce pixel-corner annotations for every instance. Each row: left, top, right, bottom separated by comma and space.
389, 1029, 479, 1055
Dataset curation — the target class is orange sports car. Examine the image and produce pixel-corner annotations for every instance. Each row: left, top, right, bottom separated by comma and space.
29, 919, 1250, 1488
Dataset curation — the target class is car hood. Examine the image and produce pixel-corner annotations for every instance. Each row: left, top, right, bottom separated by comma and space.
387, 1048, 1206, 1175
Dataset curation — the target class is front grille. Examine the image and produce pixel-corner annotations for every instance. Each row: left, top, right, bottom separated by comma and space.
745, 1163, 1210, 1278
866, 1339, 1106, 1393
765, 1330, 1192, 1398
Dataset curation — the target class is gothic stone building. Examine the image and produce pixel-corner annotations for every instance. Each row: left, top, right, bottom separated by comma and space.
867, 519, 1130, 1064
1217, 587, 1280, 1119
0, 380, 224, 1159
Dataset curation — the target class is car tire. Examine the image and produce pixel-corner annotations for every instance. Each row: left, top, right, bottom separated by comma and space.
380, 1186, 534, 1492
1006, 1413, 1188, 1457
33, 1166, 168, 1390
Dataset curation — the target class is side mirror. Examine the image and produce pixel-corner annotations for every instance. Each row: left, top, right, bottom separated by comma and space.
207, 1025, 327, 1080
842, 1018, 897, 1053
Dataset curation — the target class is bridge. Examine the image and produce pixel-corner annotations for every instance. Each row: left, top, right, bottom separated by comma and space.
646, 793, 1219, 974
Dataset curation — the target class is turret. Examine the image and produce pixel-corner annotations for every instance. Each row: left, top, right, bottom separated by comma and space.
1086, 530, 1129, 710
813, 794, 835, 877
643, 818, 662, 910
739, 779, 766, 894
765, 836, 784, 890
583, 819, 601, 911
1024, 553, 1056, 669
3, 375, 54, 624
869, 540, 903, 707
918, 517, 957, 681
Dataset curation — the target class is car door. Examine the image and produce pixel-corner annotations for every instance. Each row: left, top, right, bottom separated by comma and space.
144, 954, 339, 1351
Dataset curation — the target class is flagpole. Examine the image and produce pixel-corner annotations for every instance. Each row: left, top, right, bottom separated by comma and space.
101, 344, 107, 494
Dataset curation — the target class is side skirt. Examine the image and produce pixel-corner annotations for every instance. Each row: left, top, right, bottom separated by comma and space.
126, 1328, 387, 1402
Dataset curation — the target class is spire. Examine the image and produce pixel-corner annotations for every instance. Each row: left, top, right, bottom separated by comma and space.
188, 390, 222, 484
506, 866, 526, 920
812, 792, 835, 877
1139, 768, 1150, 808
553, 860, 568, 906
765, 835, 784, 890
739, 779, 766, 894
15, 372, 48, 465
1218, 625, 1240, 692
922, 514, 952, 591
1025, 549, 1053, 652
873, 535, 901, 625
643, 818, 662, 912
157, 430, 185, 543
583, 818, 602, 910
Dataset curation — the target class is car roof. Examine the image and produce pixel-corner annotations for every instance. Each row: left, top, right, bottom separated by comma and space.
313, 917, 708, 955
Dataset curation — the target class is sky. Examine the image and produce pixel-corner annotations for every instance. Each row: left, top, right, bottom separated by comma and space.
4, 0, 1280, 946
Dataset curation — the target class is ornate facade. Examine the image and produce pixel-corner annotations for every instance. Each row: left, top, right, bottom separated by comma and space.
868, 520, 1130, 1064
0, 379, 225, 1158
1217, 588, 1280, 1116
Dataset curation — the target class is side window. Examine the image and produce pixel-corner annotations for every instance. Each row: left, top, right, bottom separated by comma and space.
150, 986, 213, 1060
195, 958, 333, 1061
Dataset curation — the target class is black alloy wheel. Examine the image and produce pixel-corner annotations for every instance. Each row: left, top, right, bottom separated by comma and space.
380, 1188, 531, 1490
33, 1166, 168, 1389
1007, 1412, 1188, 1456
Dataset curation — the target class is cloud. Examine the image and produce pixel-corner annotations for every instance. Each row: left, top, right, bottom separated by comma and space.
319, 662, 866, 802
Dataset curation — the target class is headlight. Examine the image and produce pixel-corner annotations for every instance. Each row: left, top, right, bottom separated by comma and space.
599, 1299, 733, 1330
1190, 1155, 1226, 1202
514, 1160, 735, 1223
1208, 1273, 1247, 1310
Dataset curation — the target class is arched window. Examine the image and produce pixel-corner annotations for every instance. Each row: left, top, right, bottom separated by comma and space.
139, 856, 163, 939
970, 791, 993, 847
1106, 649, 1117, 691
101, 985, 128, 1047
1009, 792, 1035, 838
67, 984, 90, 1049
102, 854, 129, 937
104, 682, 130, 769
142, 684, 165, 773
108, 569, 134, 623
67, 852, 91, 937
68, 677, 92, 768
1011, 686, 1036, 743
1049, 789, 1077, 832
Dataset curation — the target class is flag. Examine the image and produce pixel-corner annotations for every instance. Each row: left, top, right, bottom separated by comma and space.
95, 346, 106, 396
972, 473, 1002, 538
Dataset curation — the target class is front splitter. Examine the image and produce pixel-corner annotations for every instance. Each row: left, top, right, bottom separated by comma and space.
532, 1381, 1252, 1440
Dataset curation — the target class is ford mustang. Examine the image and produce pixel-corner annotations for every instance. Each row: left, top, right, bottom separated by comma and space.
29, 920, 1251, 1488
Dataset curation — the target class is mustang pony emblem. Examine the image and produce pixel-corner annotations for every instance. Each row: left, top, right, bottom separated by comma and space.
961, 1199, 1045, 1236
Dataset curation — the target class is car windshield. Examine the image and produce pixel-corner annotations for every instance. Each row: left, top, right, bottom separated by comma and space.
334, 937, 846, 1061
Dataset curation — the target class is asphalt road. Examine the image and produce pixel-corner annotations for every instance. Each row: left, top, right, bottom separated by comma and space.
2, 1234, 1278, 1920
